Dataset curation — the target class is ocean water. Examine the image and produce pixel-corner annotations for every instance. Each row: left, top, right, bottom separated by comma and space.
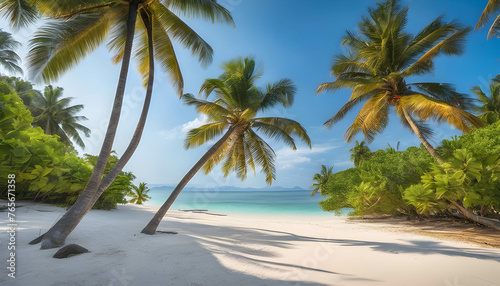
144, 187, 352, 216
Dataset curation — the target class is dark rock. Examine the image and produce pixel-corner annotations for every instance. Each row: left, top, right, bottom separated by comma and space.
53, 244, 89, 259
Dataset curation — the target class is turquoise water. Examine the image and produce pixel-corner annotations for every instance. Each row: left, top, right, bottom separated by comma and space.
144, 187, 351, 216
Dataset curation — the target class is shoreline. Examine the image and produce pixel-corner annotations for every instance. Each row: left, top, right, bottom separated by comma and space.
1, 202, 500, 285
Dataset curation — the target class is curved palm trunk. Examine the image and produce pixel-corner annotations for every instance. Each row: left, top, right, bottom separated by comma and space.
36, 0, 140, 250
450, 200, 500, 231
401, 108, 444, 165
92, 10, 155, 202
141, 126, 238, 235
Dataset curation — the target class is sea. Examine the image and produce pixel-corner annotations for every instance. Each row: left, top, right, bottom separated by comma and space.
144, 186, 352, 216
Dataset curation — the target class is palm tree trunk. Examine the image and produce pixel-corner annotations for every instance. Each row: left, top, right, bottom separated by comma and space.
402, 108, 444, 165
141, 125, 239, 235
92, 10, 155, 202
35, 0, 140, 250
450, 200, 500, 231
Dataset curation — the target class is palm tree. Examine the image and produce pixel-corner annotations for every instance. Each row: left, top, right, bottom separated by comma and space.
141, 57, 311, 234
471, 75, 500, 125
0, 29, 22, 75
30, 85, 91, 148
317, 0, 482, 165
349, 140, 372, 167
129, 182, 151, 205
0, 75, 40, 106
6, 1, 234, 249
476, 0, 500, 39
310, 165, 333, 197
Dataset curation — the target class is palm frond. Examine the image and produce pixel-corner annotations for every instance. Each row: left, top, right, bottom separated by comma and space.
0, 0, 38, 30
184, 121, 228, 149
399, 93, 484, 132
163, 0, 234, 25
252, 117, 311, 148
476, 0, 500, 30
27, 9, 114, 82
152, 1, 213, 68
182, 93, 231, 120
245, 129, 276, 185
258, 78, 296, 111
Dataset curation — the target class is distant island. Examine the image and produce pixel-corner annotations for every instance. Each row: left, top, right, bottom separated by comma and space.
149, 185, 308, 192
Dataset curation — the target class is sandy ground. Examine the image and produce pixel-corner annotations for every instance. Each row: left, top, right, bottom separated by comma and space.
1, 202, 500, 286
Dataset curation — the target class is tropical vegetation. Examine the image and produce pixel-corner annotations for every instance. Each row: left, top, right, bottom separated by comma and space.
141, 57, 311, 234
29, 85, 91, 148
310, 165, 334, 197
476, 0, 500, 39
471, 75, 500, 125
129, 182, 151, 205
0, 0, 234, 249
316, 0, 482, 165
0, 83, 133, 210
0, 29, 22, 75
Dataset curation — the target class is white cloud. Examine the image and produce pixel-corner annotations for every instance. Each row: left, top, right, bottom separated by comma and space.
276, 143, 339, 170
159, 115, 209, 140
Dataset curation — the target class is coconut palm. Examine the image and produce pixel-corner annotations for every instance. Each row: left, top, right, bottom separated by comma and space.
141, 57, 311, 234
0, 75, 40, 106
6, 0, 234, 249
476, 0, 500, 39
349, 140, 372, 167
30, 85, 91, 148
310, 165, 333, 197
471, 75, 500, 125
317, 0, 482, 165
129, 182, 151, 205
0, 29, 22, 75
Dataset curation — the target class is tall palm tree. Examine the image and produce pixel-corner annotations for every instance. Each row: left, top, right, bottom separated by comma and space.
129, 182, 151, 205
30, 85, 91, 148
476, 0, 500, 39
310, 165, 333, 197
349, 140, 372, 167
471, 75, 500, 124
141, 57, 311, 234
0, 29, 22, 75
317, 0, 482, 165
3, 0, 234, 249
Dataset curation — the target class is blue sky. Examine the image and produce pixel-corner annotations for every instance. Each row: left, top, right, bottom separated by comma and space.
2, 0, 500, 189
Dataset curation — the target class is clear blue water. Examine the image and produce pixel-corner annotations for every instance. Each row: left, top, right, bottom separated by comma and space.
144, 187, 351, 216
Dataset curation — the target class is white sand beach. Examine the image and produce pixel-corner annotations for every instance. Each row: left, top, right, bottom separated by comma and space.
1, 202, 500, 286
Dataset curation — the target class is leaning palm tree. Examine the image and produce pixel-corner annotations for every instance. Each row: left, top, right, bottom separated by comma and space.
471, 75, 500, 125
476, 0, 500, 39
0, 29, 22, 75
310, 165, 333, 197
349, 140, 372, 167
30, 85, 91, 148
317, 0, 482, 165
129, 182, 151, 205
4, 0, 234, 249
142, 57, 311, 234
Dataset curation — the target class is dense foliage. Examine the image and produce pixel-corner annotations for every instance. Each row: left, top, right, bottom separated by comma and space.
0, 83, 133, 209
319, 123, 500, 222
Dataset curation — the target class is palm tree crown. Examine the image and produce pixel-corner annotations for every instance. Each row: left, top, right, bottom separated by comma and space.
31, 85, 91, 148
10, 0, 233, 95
0, 29, 22, 75
129, 182, 151, 205
471, 75, 500, 125
317, 0, 482, 164
184, 56, 311, 185
310, 165, 333, 197
476, 0, 500, 39
349, 140, 372, 167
